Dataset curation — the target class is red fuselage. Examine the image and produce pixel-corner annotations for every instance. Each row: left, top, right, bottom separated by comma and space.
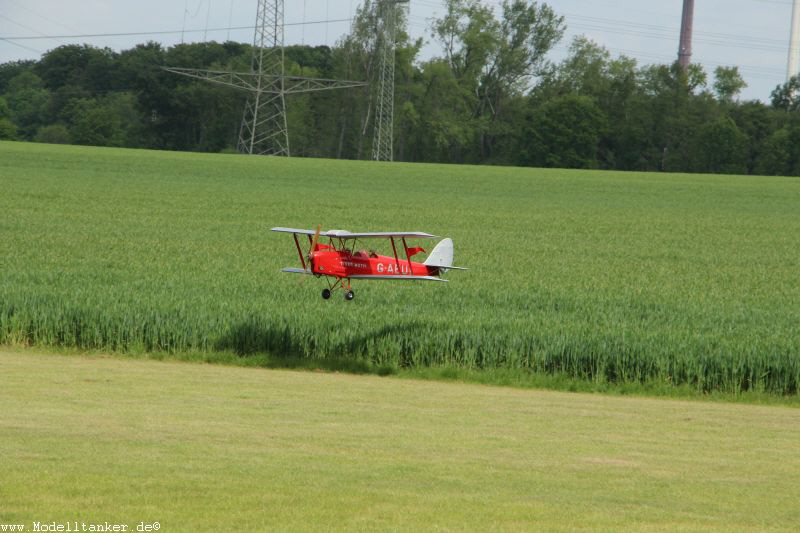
311, 248, 437, 278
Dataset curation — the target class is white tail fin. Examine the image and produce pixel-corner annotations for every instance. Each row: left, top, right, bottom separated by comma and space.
424, 238, 454, 268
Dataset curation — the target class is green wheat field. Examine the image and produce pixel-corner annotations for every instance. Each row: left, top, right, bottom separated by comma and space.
1, 141, 799, 394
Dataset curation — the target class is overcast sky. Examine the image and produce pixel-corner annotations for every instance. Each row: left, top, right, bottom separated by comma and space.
0, 0, 795, 101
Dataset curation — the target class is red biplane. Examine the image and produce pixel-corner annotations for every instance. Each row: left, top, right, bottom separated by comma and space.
272, 226, 466, 300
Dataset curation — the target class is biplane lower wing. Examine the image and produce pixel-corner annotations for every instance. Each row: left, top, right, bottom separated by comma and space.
348, 274, 448, 282
280, 269, 445, 282
281, 267, 311, 275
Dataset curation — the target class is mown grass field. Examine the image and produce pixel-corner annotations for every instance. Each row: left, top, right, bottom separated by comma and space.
1, 141, 799, 394
2, 350, 799, 531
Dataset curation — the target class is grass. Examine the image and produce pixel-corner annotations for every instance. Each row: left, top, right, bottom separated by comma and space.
1, 141, 800, 394
2, 350, 799, 531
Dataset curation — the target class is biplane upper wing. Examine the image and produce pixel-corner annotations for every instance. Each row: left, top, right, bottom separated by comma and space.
271, 227, 436, 239
271, 227, 318, 236
329, 231, 437, 239
348, 274, 448, 282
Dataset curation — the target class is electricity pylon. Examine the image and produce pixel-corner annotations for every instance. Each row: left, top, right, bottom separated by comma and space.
164, 0, 366, 156
372, 0, 409, 162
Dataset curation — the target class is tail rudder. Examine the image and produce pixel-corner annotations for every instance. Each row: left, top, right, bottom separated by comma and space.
424, 238, 454, 269
424, 238, 467, 273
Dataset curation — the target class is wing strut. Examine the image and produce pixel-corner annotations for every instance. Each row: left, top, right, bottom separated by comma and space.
402, 237, 413, 273
390, 237, 401, 272
293, 233, 307, 271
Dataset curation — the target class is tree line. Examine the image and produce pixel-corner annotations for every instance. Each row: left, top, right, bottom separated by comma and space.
1, 0, 800, 176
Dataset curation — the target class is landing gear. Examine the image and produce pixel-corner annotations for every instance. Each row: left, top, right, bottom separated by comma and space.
321, 278, 354, 301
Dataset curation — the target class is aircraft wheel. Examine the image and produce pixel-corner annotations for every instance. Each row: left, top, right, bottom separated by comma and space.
322, 289, 331, 300
344, 290, 355, 301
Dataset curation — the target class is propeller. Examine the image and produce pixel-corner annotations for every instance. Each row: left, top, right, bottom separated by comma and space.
306, 224, 322, 272
297, 225, 321, 287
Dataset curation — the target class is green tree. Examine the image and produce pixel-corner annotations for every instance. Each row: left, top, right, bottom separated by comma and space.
756, 116, 800, 176
694, 116, 748, 174
433, 0, 564, 161
61, 93, 143, 147
713, 66, 747, 103
0, 95, 10, 119
636, 62, 713, 172
539, 37, 610, 97
534, 38, 643, 169
117, 42, 170, 148
523, 93, 607, 168
0, 118, 16, 139
729, 101, 775, 174
35, 44, 119, 93
127, 41, 246, 151
165, 83, 240, 152
65, 98, 123, 146
755, 127, 791, 175
34, 124, 71, 144
0, 60, 35, 94
406, 59, 476, 162
770, 76, 800, 112
4, 71, 50, 139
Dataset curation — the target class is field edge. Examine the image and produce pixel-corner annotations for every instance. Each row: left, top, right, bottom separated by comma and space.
3, 343, 798, 407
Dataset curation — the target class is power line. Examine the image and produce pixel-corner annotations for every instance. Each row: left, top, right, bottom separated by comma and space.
0, 18, 353, 41
566, 13, 791, 47
567, 22, 791, 54
0, 1, 788, 90
413, 0, 793, 48
411, 0, 789, 86
0, 13, 66, 48
6, 0, 84, 35
2, 4, 787, 55
0, 37, 41, 54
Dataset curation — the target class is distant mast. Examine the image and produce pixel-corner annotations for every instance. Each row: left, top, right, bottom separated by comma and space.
678, 0, 695, 69
789, 0, 800, 80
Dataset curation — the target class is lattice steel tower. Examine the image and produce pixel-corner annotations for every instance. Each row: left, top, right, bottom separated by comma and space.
372, 0, 409, 162
239, 0, 288, 155
165, 0, 366, 156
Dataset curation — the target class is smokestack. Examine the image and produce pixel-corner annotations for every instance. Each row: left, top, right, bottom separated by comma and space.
678, 0, 695, 69
789, 0, 800, 80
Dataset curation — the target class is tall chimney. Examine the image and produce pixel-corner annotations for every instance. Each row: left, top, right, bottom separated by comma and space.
789, 0, 800, 80
678, 0, 695, 69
